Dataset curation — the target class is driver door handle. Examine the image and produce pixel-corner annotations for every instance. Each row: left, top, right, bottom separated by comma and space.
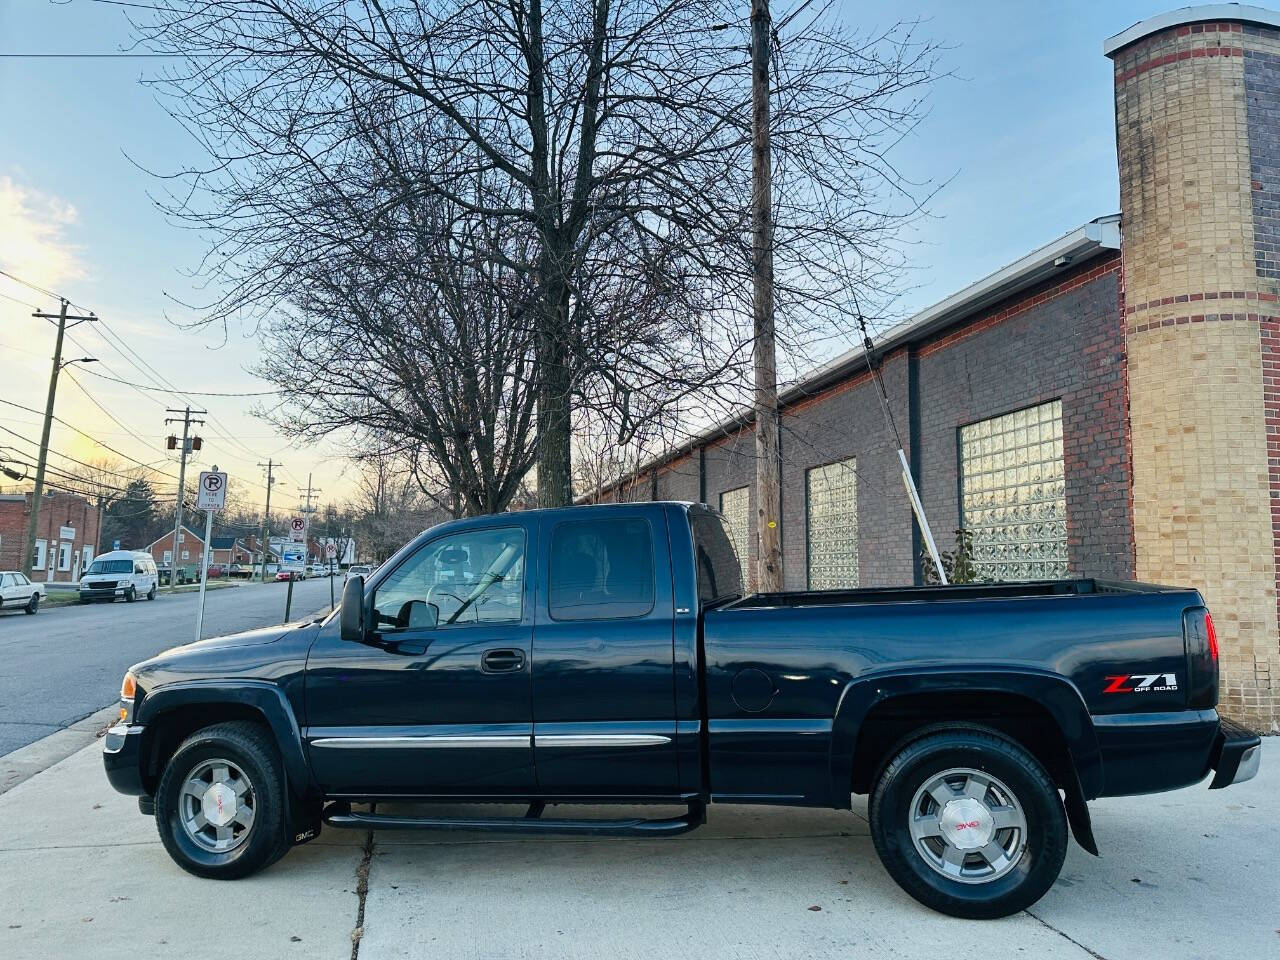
482, 648, 525, 673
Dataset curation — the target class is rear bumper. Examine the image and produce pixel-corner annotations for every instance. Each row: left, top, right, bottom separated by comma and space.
1209, 718, 1262, 789
102, 723, 147, 796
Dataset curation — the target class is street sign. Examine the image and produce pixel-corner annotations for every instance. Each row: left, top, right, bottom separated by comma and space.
194, 464, 225, 645
289, 515, 307, 542
196, 470, 228, 512
325, 541, 337, 560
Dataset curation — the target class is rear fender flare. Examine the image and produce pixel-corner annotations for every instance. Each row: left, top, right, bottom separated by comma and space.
829, 668, 1103, 808
136, 679, 314, 796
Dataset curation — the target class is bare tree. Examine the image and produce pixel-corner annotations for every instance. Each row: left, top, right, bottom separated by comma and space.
133, 0, 940, 506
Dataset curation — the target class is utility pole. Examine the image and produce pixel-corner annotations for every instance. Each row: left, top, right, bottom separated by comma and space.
297, 472, 321, 567
23, 301, 98, 578
257, 459, 279, 582
751, 0, 783, 592
164, 407, 205, 590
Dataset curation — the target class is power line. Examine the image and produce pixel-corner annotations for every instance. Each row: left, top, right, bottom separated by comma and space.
0, 396, 179, 478
0, 290, 40, 310
87, 320, 274, 464
62, 369, 176, 459
0, 424, 164, 482
0, 269, 62, 302
76, 366, 284, 397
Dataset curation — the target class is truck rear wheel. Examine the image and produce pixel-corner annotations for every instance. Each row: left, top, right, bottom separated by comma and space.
154, 721, 289, 880
869, 728, 1067, 919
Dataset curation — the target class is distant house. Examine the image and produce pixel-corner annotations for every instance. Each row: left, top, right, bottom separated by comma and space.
208, 536, 238, 566
146, 525, 206, 568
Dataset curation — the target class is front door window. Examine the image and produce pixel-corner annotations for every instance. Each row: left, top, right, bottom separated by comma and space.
372, 527, 525, 630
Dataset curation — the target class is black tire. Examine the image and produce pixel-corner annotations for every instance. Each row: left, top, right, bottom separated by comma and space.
154, 721, 289, 880
147, 584, 157, 600
869, 728, 1067, 919
25, 593, 39, 614
125, 585, 137, 603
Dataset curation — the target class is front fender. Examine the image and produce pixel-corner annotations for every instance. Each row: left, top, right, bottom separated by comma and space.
136, 678, 314, 796
829, 667, 1104, 805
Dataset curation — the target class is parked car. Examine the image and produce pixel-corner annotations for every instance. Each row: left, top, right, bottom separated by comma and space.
0, 570, 46, 614
80, 551, 158, 603
274, 569, 305, 582
344, 563, 372, 583
205, 563, 227, 579
103, 502, 1261, 918
306, 563, 329, 578
228, 564, 254, 580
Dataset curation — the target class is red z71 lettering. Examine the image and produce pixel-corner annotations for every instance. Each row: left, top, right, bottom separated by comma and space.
1104, 673, 1178, 693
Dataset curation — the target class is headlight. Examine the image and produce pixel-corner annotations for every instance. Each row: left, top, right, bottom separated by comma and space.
119, 671, 137, 725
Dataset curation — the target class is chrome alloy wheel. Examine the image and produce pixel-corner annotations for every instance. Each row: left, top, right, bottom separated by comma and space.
178, 758, 256, 853
907, 767, 1028, 884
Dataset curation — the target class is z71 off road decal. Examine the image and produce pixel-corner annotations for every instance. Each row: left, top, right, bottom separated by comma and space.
1103, 673, 1178, 694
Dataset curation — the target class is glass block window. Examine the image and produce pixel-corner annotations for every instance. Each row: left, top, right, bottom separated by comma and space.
959, 400, 1067, 582
806, 458, 858, 590
718, 486, 751, 588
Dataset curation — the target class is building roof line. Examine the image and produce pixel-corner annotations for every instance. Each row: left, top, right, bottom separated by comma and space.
145, 524, 207, 551
591, 215, 1121, 495
1103, 4, 1280, 56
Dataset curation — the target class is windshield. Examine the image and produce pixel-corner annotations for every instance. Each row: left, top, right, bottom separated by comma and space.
87, 559, 134, 575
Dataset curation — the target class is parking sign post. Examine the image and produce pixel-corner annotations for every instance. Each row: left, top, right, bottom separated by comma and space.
194, 466, 228, 643
326, 541, 337, 610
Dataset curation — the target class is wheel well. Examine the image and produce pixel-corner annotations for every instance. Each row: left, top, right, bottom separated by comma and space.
140, 703, 271, 794
849, 691, 1076, 796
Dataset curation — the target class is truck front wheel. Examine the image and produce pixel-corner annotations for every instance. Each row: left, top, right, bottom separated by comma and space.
154, 721, 289, 879
869, 728, 1067, 919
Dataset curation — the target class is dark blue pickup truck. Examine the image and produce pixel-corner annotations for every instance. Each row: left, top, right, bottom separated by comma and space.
104, 501, 1260, 918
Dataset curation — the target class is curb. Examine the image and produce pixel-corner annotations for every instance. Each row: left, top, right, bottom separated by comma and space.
0, 704, 119, 797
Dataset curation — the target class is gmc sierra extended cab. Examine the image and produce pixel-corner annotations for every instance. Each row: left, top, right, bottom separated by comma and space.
104, 501, 1261, 918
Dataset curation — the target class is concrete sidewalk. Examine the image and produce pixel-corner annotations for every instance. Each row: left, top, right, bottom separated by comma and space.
0, 740, 1274, 960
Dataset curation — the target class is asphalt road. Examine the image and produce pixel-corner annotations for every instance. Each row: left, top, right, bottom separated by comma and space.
0, 577, 338, 757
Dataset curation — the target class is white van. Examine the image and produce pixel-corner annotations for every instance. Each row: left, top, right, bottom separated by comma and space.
79, 550, 159, 603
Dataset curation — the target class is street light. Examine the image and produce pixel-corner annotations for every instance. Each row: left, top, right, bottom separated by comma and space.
59, 357, 98, 370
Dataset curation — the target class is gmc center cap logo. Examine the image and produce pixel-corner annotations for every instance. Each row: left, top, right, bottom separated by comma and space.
1104, 672, 1178, 694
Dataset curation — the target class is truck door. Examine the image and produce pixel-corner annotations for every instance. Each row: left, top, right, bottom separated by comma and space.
531, 506, 680, 798
304, 519, 536, 796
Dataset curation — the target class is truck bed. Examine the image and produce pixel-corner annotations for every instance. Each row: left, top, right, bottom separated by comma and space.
730, 578, 1189, 610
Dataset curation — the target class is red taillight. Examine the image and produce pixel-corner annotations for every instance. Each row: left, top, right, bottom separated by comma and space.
1205, 612, 1219, 662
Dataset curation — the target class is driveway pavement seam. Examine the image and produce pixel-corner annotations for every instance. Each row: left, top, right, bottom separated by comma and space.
350, 827, 375, 960
1025, 908, 1111, 959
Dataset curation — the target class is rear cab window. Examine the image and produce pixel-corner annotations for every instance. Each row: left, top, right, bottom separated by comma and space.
548, 517, 655, 620
690, 508, 744, 606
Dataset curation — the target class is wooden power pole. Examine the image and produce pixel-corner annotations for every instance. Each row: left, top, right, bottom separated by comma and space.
164, 406, 206, 590
24, 300, 98, 578
751, 0, 783, 592
256, 458, 279, 582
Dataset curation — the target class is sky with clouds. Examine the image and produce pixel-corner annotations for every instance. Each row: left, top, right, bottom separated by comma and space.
0, 0, 1172, 511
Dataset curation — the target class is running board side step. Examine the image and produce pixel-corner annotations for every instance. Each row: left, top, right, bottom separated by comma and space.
323, 802, 705, 837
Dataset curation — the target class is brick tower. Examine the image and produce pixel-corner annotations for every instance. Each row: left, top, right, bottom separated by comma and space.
1106, 5, 1280, 731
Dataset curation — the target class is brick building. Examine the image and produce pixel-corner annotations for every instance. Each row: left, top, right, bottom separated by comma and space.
594, 5, 1280, 733
0, 490, 102, 582
146, 525, 206, 568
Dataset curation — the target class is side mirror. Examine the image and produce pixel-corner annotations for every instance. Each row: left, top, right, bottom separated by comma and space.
339, 575, 366, 642
396, 599, 439, 630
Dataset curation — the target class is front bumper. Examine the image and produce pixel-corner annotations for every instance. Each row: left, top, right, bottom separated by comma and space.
80, 587, 125, 600
102, 723, 147, 796
1209, 718, 1262, 789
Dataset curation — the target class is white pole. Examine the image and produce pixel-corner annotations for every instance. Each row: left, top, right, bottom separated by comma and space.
898, 448, 948, 586
195, 509, 215, 642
